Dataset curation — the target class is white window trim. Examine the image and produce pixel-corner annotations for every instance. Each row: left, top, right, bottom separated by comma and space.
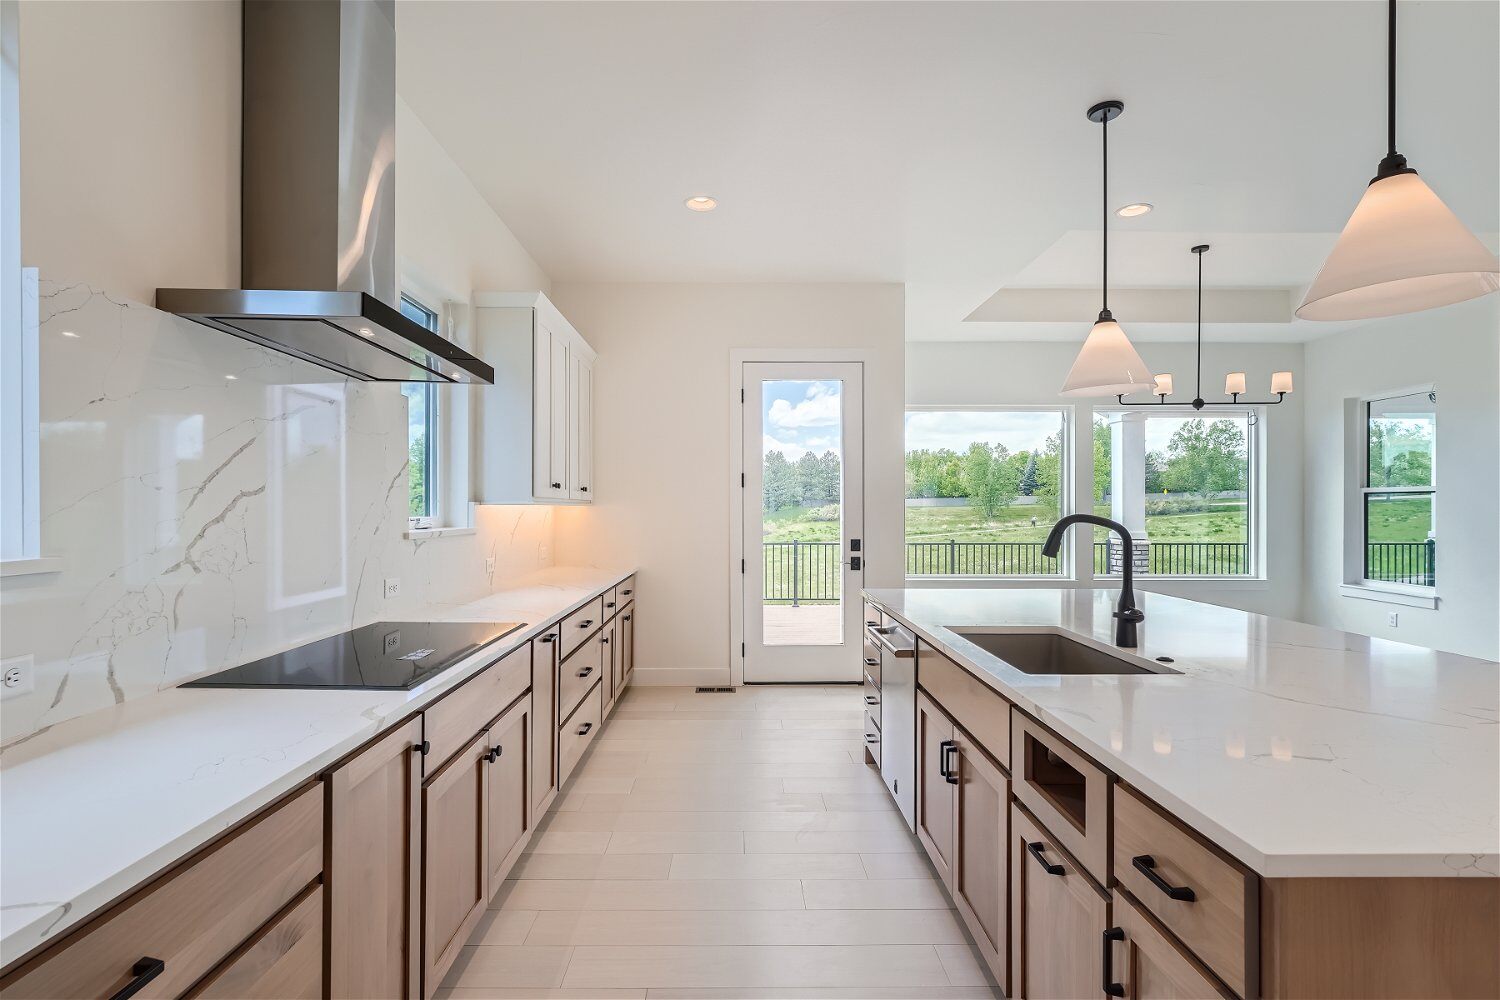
1092, 404, 1266, 583
902, 404, 1079, 581
1342, 384, 1438, 606
396, 281, 475, 535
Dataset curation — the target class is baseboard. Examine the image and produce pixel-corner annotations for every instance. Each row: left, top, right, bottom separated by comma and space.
632, 666, 732, 688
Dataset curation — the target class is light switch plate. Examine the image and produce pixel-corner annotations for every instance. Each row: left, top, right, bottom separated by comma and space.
1388, 611, 1400, 628
484, 556, 496, 576
383, 577, 401, 600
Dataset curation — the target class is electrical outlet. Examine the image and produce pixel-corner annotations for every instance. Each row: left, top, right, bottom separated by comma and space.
1388, 611, 1400, 628
383, 577, 401, 601
484, 556, 496, 576
384, 629, 402, 654
1, 654, 35, 701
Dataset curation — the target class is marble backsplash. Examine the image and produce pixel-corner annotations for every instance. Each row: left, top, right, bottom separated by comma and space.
0, 282, 555, 746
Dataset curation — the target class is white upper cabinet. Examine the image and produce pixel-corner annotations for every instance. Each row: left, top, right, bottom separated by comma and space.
473, 292, 597, 504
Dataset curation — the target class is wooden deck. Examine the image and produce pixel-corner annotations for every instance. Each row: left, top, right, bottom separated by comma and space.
762, 603, 844, 645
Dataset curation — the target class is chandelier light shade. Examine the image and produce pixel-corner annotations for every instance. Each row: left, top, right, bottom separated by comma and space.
1060, 317, 1153, 397
1271, 371, 1294, 394
1060, 100, 1152, 397
1297, 0, 1499, 321
1153, 373, 1174, 396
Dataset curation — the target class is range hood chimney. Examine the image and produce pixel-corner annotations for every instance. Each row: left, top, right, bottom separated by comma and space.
156, 0, 493, 384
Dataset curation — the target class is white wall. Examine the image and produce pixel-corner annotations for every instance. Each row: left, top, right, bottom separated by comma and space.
549, 283, 906, 686
1301, 296, 1499, 659
905, 340, 1307, 620
1, 2, 560, 742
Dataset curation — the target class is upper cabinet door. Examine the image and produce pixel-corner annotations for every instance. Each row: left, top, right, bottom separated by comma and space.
543, 323, 571, 499
568, 354, 593, 501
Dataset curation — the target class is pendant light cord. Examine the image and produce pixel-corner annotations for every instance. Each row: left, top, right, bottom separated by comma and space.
1195, 248, 1204, 400
1101, 112, 1109, 314
1387, 0, 1397, 156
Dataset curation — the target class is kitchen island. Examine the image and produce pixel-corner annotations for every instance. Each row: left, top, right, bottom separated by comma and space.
861, 587, 1498, 998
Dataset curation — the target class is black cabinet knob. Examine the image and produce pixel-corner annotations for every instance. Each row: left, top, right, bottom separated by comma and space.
581, 486, 589, 492
484, 747, 499, 764
413, 740, 431, 755
551, 481, 562, 489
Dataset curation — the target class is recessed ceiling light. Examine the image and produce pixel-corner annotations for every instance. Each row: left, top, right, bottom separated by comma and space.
60, 330, 79, 338
224, 374, 238, 381
685, 196, 718, 212
1116, 202, 1153, 218
357, 327, 375, 337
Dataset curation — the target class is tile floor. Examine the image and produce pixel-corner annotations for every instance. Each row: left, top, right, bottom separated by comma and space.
439, 684, 1000, 1000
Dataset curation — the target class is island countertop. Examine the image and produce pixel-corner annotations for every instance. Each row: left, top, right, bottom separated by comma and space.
862, 587, 1499, 880
0, 565, 633, 968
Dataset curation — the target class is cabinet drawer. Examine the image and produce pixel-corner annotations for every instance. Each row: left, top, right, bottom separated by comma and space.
559, 597, 604, 658
559, 682, 604, 786
1011, 711, 1110, 885
616, 575, 637, 604
0, 784, 323, 1000
1108, 887, 1235, 1000
864, 710, 882, 767
1113, 783, 1256, 998
918, 644, 1009, 769
558, 629, 603, 723
185, 884, 323, 1000
862, 629, 882, 687
424, 643, 531, 774
602, 587, 621, 619
863, 672, 881, 715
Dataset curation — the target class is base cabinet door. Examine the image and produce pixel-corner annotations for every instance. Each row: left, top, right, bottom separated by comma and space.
422, 732, 490, 998
953, 731, 1010, 993
485, 698, 532, 890
601, 618, 617, 707
1011, 803, 1110, 1000
1108, 889, 1233, 1000
328, 717, 423, 1000
620, 608, 635, 683
531, 634, 559, 816
915, 691, 956, 884
187, 885, 324, 1000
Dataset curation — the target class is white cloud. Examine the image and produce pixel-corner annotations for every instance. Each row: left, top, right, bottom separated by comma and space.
768, 382, 841, 429
904, 410, 1063, 454
763, 434, 811, 461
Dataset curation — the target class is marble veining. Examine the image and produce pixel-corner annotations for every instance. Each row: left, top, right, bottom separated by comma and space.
1, 283, 557, 746
863, 587, 1500, 880
0, 565, 633, 966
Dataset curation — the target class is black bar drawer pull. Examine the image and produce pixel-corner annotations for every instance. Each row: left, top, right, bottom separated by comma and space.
1102, 927, 1125, 997
579, 619, 593, 628
942, 742, 959, 784
622, 589, 633, 595
864, 695, 878, 705
539, 633, 557, 643
577, 666, 594, 678
936, 739, 954, 779
606, 601, 616, 608
864, 657, 879, 667
865, 733, 879, 744
1027, 841, 1064, 876
1132, 854, 1196, 901
577, 722, 593, 736
110, 957, 165, 1000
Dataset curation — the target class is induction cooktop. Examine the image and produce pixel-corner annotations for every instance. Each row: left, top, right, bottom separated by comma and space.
183, 620, 525, 690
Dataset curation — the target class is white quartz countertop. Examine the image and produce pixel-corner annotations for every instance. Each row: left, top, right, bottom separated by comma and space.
0, 565, 633, 967
863, 588, 1499, 881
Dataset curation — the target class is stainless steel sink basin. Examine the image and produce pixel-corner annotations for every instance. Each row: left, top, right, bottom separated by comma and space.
950, 630, 1180, 676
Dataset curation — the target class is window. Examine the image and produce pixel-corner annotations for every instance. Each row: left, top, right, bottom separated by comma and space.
1095, 410, 1255, 577
903, 408, 1068, 576
1362, 390, 1436, 588
399, 295, 440, 529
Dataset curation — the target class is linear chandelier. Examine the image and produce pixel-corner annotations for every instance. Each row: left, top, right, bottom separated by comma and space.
1117, 245, 1294, 409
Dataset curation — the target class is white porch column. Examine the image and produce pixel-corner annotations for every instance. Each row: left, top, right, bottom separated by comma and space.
1109, 411, 1149, 574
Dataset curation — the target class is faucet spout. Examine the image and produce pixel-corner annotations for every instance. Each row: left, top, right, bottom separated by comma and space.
1042, 513, 1145, 648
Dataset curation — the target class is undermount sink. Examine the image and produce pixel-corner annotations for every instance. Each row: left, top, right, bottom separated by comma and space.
950, 630, 1180, 676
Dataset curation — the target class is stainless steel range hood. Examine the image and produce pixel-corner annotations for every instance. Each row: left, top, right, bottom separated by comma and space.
156, 0, 493, 385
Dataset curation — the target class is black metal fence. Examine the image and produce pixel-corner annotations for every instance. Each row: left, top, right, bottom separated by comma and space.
761, 539, 1436, 600
1366, 540, 1436, 586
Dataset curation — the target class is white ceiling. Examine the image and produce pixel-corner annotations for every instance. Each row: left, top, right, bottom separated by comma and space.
395, 1, 1499, 343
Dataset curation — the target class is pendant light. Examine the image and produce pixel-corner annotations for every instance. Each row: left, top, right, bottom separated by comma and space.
1117, 245, 1293, 409
1297, 0, 1498, 321
1061, 101, 1153, 397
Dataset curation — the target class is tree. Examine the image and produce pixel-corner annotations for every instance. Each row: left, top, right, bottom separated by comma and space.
1034, 433, 1063, 516
1093, 418, 1112, 503
1144, 451, 1165, 494
1161, 419, 1246, 499
817, 451, 842, 503
763, 450, 796, 511
962, 442, 1020, 520
1019, 451, 1039, 496
795, 451, 823, 505
408, 433, 426, 516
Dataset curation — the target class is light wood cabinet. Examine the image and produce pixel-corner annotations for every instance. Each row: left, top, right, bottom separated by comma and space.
915, 691, 955, 884
327, 716, 423, 1000
1011, 802, 1111, 1000
1108, 888, 1232, 1000
472, 291, 597, 504
186, 885, 324, 1000
532, 632, 560, 816
952, 728, 1009, 992
421, 731, 490, 997
619, 606, 635, 685
485, 698, 532, 892
601, 617, 618, 709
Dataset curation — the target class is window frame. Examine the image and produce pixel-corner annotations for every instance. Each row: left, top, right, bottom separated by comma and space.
1092, 405, 1264, 581
901, 404, 1076, 581
1349, 386, 1437, 600
399, 294, 442, 531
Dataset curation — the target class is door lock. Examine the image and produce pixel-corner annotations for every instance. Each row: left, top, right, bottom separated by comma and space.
849, 556, 862, 571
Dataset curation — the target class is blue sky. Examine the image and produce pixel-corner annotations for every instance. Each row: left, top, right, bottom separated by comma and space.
761, 380, 842, 461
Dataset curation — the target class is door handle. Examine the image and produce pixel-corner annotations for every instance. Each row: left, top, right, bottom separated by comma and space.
1027, 841, 1065, 876
848, 555, 862, 571
1102, 927, 1126, 997
1132, 855, 1197, 901
937, 739, 954, 780
109, 957, 165, 1000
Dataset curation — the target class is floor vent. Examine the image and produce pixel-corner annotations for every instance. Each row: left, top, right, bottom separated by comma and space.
694, 686, 736, 694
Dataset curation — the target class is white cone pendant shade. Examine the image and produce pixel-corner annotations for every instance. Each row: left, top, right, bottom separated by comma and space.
1298, 172, 1500, 320
1060, 317, 1154, 397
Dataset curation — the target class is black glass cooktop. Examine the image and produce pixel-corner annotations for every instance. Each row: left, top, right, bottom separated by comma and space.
183, 621, 525, 691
